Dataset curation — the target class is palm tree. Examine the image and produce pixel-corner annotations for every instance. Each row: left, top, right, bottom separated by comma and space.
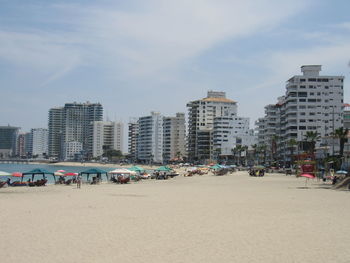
333, 127, 349, 158
233, 145, 244, 165
304, 131, 320, 154
287, 139, 298, 166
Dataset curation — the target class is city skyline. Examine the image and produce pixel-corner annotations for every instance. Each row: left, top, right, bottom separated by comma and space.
1, 1, 350, 131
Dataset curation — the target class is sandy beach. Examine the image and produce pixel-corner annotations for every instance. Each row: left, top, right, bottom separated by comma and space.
1, 171, 349, 263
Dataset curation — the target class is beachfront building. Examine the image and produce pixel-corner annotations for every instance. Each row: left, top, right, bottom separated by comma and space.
128, 119, 139, 161
257, 65, 344, 165
16, 133, 28, 158
30, 128, 48, 158
163, 113, 186, 162
137, 112, 164, 163
213, 116, 251, 157
48, 107, 64, 158
343, 104, 350, 129
187, 91, 238, 162
0, 125, 20, 158
48, 102, 103, 160
63, 141, 83, 161
91, 121, 124, 158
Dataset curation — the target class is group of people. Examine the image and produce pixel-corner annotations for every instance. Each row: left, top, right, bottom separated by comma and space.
249, 169, 265, 177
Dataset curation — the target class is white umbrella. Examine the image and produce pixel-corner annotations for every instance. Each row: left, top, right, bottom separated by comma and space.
0, 171, 11, 176
109, 169, 136, 175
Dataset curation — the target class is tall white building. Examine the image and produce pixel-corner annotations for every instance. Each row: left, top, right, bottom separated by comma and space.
163, 113, 186, 162
137, 112, 163, 163
257, 65, 344, 164
213, 116, 255, 157
31, 128, 48, 157
92, 121, 124, 158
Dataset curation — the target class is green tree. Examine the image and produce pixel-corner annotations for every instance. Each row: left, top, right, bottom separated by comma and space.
333, 127, 349, 158
304, 131, 320, 154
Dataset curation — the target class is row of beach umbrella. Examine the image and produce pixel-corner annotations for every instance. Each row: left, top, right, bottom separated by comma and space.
0, 165, 174, 182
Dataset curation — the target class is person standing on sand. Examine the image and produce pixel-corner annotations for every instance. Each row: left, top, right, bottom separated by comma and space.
77, 174, 82, 189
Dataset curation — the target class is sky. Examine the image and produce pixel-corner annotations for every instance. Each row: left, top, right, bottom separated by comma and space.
1, 0, 350, 134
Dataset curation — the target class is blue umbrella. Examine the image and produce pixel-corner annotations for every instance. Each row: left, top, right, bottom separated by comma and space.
336, 170, 348, 174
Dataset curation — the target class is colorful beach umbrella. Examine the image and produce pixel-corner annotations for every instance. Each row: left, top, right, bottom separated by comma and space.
300, 173, 315, 179
12, 172, 22, 177
64, 172, 79, 176
336, 170, 348, 175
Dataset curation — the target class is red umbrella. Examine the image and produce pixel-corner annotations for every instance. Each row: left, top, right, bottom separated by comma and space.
12, 172, 22, 177
56, 170, 66, 173
300, 173, 315, 179
64, 172, 78, 176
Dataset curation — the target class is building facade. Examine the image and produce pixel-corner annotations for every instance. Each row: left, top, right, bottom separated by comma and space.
31, 128, 49, 158
257, 65, 344, 165
163, 113, 186, 162
0, 126, 20, 158
137, 112, 164, 163
92, 121, 124, 158
128, 119, 139, 161
48, 107, 64, 158
48, 102, 103, 160
187, 91, 238, 161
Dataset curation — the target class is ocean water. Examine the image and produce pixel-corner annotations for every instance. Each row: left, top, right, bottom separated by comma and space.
0, 163, 117, 184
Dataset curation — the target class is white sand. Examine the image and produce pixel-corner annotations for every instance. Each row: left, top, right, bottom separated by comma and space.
1, 172, 349, 263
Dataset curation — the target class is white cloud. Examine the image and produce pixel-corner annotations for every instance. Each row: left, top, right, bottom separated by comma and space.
0, 0, 309, 82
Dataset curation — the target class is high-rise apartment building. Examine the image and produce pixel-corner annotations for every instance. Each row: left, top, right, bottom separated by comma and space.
48, 107, 64, 158
137, 112, 164, 163
48, 102, 103, 159
187, 91, 238, 161
163, 113, 186, 162
257, 65, 344, 164
31, 128, 48, 158
92, 121, 124, 158
0, 125, 19, 158
213, 116, 255, 157
128, 119, 139, 161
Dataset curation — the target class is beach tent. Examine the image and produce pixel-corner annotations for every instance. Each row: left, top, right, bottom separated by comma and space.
210, 164, 224, 170
80, 168, 109, 181
0, 171, 11, 177
22, 168, 55, 182
155, 166, 172, 172
128, 166, 145, 172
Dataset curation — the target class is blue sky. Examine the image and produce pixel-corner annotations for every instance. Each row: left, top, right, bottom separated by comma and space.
1, 0, 350, 133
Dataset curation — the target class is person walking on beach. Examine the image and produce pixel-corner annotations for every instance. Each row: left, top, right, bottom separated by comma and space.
77, 174, 82, 189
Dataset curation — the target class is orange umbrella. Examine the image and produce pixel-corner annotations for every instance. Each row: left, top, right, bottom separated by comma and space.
12, 172, 22, 177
